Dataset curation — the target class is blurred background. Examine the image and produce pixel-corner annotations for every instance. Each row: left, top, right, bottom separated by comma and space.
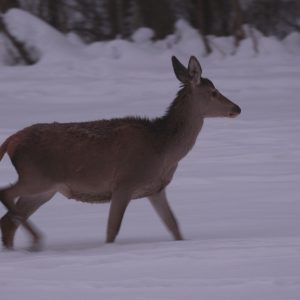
0, 0, 299, 65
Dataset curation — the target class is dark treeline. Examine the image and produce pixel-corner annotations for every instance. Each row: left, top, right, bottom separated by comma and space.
0, 0, 299, 60
1, 0, 299, 40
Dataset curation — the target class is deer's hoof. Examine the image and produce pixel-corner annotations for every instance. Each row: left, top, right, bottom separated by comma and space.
1, 215, 17, 250
28, 240, 44, 252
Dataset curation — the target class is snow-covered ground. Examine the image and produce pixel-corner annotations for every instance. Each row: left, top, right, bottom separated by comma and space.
0, 9, 300, 300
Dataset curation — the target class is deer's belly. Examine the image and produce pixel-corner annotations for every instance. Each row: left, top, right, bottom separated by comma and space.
60, 180, 170, 203
69, 191, 111, 203
58, 164, 178, 202
57, 182, 112, 203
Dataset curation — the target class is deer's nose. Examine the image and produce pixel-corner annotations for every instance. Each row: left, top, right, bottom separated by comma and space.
229, 105, 241, 117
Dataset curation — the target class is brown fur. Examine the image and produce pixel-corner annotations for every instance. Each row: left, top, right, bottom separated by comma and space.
0, 56, 241, 250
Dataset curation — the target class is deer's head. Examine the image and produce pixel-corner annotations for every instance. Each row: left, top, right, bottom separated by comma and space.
172, 56, 241, 118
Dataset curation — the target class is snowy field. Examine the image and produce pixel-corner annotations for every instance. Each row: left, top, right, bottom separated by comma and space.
1, 9, 300, 300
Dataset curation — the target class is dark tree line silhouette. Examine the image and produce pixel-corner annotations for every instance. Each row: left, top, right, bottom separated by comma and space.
0, 0, 299, 63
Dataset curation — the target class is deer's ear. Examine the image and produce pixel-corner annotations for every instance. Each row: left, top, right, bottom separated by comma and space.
172, 56, 188, 83
188, 56, 202, 85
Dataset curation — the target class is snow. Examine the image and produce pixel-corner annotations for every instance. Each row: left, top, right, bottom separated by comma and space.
3, 9, 84, 64
131, 27, 154, 43
0, 8, 300, 300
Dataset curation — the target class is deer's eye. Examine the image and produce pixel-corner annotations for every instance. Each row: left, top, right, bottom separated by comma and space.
212, 90, 218, 97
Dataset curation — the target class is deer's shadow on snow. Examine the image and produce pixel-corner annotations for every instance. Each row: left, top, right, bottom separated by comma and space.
24, 236, 179, 253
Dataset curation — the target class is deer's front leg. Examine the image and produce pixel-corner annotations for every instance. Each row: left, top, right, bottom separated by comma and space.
148, 189, 183, 241
106, 190, 131, 243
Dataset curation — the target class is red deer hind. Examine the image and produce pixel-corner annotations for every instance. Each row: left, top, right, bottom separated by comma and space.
0, 56, 241, 250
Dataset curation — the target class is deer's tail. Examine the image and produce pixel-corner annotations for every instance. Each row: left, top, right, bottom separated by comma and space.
0, 138, 8, 161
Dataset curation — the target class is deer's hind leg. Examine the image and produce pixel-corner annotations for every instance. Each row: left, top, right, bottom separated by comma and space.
0, 180, 55, 250
1, 191, 54, 249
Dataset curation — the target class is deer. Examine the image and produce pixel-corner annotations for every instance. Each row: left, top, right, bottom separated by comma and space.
0, 56, 241, 251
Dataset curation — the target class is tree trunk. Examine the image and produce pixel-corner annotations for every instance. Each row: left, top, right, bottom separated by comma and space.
0, 0, 19, 12
138, 0, 174, 39
231, 0, 245, 48
48, 0, 61, 30
197, 0, 212, 55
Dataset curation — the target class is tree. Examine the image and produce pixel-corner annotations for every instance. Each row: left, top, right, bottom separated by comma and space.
138, 0, 175, 39
196, 0, 212, 55
1, 0, 299, 64
244, 0, 300, 38
0, 0, 19, 12
230, 0, 245, 48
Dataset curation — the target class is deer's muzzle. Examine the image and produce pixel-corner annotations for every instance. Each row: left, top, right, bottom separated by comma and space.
229, 105, 241, 118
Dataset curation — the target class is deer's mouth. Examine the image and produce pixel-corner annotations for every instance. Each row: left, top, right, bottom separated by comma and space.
229, 112, 239, 118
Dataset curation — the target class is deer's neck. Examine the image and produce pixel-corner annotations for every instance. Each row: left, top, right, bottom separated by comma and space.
158, 87, 204, 163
